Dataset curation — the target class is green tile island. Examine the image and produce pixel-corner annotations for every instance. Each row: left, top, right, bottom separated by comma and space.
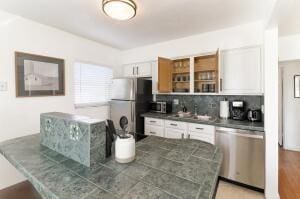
0, 113, 223, 199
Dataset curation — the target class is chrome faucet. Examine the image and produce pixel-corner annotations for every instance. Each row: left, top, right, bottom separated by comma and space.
194, 104, 198, 116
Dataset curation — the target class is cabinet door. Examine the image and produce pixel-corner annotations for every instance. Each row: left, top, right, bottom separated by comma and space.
145, 125, 164, 137
188, 131, 215, 144
151, 61, 158, 94
220, 46, 262, 94
123, 64, 135, 77
165, 128, 185, 139
137, 62, 152, 77
158, 57, 172, 93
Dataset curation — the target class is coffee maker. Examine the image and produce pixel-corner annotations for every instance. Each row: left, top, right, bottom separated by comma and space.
230, 101, 247, 120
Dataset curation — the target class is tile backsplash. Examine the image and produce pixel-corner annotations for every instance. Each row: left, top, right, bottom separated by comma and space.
155, 95, 264, 118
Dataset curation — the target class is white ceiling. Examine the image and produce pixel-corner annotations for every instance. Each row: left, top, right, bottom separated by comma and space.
0, 0, 274, 49
279, 0, 300, 36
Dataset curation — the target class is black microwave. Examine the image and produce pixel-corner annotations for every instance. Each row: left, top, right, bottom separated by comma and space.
149, 101, 172, 114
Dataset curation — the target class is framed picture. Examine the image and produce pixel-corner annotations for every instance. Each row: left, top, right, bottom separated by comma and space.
15, 52, 65, 97
295, 75, 300, 98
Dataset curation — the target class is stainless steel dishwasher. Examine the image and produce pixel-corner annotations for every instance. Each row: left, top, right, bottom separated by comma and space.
215, 127, 265, 189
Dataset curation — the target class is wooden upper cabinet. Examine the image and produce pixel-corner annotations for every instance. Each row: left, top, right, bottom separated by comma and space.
158, 57, 172, 93
194, 50, 219, 93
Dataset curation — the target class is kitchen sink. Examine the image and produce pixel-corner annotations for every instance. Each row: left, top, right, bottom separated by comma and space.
167, 113, 216, 122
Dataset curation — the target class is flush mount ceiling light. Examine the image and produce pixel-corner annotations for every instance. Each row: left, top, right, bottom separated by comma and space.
102, 0, 137, 21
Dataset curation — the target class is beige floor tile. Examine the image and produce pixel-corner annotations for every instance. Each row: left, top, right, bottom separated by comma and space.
216, 181, 265, 199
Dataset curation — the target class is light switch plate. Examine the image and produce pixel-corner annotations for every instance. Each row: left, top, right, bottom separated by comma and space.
173, 99, 179, 105
0, 81, 7, 91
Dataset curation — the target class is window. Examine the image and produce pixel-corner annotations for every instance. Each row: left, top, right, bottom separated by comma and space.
74, 62, 113, 107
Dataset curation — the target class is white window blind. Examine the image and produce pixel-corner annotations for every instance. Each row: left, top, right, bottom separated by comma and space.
74, 62, 113, 107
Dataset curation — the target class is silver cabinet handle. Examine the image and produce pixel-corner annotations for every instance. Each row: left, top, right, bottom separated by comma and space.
170, 123, 177, 126
136, 66, 139, 75
196, 127, 204, 130
150, 132, 156, 135
132, 67, 135, 75
150, 121, 156, 123
181, 133, 184, 139
188, 134, 190, 139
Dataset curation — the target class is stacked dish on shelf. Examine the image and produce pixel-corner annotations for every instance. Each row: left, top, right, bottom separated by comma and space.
172, 58, 190, 93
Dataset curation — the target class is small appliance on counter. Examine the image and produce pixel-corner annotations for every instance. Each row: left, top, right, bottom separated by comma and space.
247, 109, 262, 122
229, 101, 247, 120
220, 99, 230, 119
149, 101, 172, 113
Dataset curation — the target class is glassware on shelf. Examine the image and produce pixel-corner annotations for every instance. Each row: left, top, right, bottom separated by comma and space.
202, 84, 209, 92
211, 71, 216, 80
206, 72, 211, 80
209, 84, 216, 92
178, 62, 182, 72
174, 62, 179, 73
183, 61, 189, 70
201, 72, 207, 80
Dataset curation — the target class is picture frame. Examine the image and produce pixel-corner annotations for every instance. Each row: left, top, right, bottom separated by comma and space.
15, 52, 65, 97
294, 75, 300, 98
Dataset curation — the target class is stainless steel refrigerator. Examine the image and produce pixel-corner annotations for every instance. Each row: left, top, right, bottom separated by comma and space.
110, 78, 152, 140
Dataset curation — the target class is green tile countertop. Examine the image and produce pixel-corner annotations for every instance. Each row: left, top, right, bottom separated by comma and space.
0, 134, 222, 199
141, 112, 264, 132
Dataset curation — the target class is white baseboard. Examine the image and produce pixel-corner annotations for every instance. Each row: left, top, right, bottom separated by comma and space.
283, 145, 300, 152
265, 192, 280, 199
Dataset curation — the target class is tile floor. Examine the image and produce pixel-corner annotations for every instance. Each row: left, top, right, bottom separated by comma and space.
216, 180, 265, 199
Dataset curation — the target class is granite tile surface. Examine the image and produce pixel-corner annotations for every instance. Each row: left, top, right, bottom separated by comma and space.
40, 112, 106, 167
0, 134, 222, 199
141, 112, 264, 132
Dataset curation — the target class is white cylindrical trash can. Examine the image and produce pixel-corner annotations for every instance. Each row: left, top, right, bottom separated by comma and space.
115, 135, 135, 163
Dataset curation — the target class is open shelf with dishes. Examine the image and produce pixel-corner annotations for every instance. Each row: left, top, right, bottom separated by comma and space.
172, 58, 190, 93
194, 54, 219, 93
157, 50, 219, 94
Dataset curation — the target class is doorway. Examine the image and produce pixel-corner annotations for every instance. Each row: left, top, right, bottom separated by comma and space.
278, 60, 300, 199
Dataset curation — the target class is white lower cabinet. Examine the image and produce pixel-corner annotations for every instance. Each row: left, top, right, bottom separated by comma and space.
188, 131, 214, 144
144, 117, 215, 144
145, 125, 164, 137
165, 128, 185, 139
187, 123, 215, 144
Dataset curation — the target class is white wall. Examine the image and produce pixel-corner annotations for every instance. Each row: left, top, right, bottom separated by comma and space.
264, 27, 279, 199
0, 10, 120, 189
120, 22, 264, 65
279, 34, 300, 61
280, 61, 300, 151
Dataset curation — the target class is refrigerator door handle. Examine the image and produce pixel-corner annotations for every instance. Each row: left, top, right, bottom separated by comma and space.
131, 102, 135, 123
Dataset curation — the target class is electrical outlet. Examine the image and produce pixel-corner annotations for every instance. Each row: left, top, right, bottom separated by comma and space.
0, 81, 7, 91
209, 103, 217, 109
173, 99, 179, 105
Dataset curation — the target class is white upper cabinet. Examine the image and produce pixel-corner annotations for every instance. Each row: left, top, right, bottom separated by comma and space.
123, 62, 152, 78
136, 62, 152, 77
220, 46, 262, 94
123, 64, 136, 77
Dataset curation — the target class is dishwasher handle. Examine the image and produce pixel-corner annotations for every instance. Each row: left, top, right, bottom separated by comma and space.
216, 127, 264, 139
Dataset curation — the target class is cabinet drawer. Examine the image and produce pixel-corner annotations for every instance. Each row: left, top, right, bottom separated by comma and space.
189, 131, 214, 144
145, 125, 164, 137
188, 123, 215, 135
165, 128, 185, 139
145, 117, 164, 126
165, 120, 187, 130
